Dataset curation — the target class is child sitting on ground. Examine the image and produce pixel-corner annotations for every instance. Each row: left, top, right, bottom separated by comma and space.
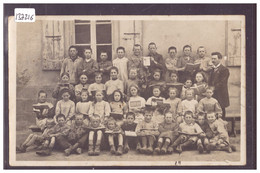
33, 90, 54, 131
154, 112, 179, 155
206, 112, 235, 153
75, 89, 91, 125
128, 84, 146, 124
165, 87, 182, 124
121, 112, 138, 153
171, 111, 204, 154
105, 117, 124, 155
135, 107, 159, 155
67, 114, 89, 155
87, 114, 105, 156
88, 90, 111, 124
36, 114, 71, 156
55, 88, 75, 125
180, 78, 193, 100
105, 66, 124, 101
75, 72, 89, 102
109, 90, 128, 126
52, 72, 75, 103
146, 86, 166, 123
17, 118, 56, 153
196, 112, 214, 154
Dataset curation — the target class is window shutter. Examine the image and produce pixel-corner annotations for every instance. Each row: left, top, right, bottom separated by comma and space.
42, 20, 65, 70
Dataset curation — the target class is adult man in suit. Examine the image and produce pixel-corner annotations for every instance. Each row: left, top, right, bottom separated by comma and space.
208, 52, 230, 119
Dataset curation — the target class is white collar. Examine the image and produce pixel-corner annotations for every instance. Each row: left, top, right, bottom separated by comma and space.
85, 58, 92, 62
213, 63, 221, 69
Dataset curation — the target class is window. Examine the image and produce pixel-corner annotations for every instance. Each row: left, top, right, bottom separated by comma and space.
74, 20, 112, 62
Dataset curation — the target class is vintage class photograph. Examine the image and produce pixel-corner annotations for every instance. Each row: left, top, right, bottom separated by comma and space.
9, 15, 245, 166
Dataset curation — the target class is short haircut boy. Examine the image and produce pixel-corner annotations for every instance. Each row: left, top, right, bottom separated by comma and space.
185, 88, 194, 95
144, 106, 155, 114
168, 87, 179, 96
197, 46, 206, 53
168, 46, 177, 53
148, 42, 157, 48
133, 44, 142, 50
206, 86, 215, 92
95, 71, 103, 77
184, 110, 193, 117
38, 90, 47, 97
69, 45, 78, 51
84, 47, 93, 53
56, 114, 66, 121
110, 66, 119, 73
60, 88, 71, 96
126, 112, 136, 119
197, 112, 206, 118
116, 46, 125, 52
183, 45, 192, 51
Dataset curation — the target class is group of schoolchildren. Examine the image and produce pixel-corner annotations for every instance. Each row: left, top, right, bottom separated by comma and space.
17, 42, 236, 157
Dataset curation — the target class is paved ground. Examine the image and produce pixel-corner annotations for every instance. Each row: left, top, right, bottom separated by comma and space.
16, 128, 241, 163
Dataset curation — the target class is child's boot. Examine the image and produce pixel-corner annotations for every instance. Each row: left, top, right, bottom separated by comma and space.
140, 137, 147, 154
16, 144, 26, 153
197, 143, 204, 154
154, 142, 162, 154
136, 142, 141, 153
161, 141, 170, 154
72, 143, 79, 152
123, 144, 130, 154
64, 146, 73, 156
76, 148, 82, 154
88, 145, 95, 156
110, 145, 116, 154
116, 145, 123, 155
230, 145, 236, 152
171, 136, 182, 150
175, 145, 183, 153
221, 144, 232, 153
167, 146, 174, 154
94, 145, 100, 155
180, 140, 193, 151
204, 144, 211, 153
146, 136, 154, 155
44, 147, 53, 156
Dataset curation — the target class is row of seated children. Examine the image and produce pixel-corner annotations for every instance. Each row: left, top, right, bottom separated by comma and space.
17, 107, 235, 157
53, 75, 220, 128
51, 65, 209, 123
17, 84, 235, 156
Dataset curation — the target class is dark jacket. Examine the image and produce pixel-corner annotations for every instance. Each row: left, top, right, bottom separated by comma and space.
208, 64, 230, 108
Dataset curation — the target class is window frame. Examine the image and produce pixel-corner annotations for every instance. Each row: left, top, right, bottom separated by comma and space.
74, 20, 113, 61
